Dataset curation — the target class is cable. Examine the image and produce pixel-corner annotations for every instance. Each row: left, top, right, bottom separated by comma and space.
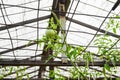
0, 26, 36, 41
1, 1, 13, 23
0, 0, 44, 56
35, 0, 40, 57
0, 27, 38, 49
0, 1, 16, 60
0, 20, 47, 36
80, 0, 120, 54
62, 0, 80, 46
1, 37, 120, 49
34, 0, 40, 59
0, 9, 33, 18
1, 0, 19, 55
66, 0, 75, 17
0, 47, 43, 51
81, 10, 112, 53
112, 0, 120, 10
3, 0, 39, 9
0, 38, 33, 42
0, 6, 51, 18
0, 35, 36, 49
1, 3, 120, 19
1, 53, 42, 57
34, 0, 40, 77
21, 0, 27, 55
0, 26, 36, 40
100, 38, 120, 56
78, 0, 116, 15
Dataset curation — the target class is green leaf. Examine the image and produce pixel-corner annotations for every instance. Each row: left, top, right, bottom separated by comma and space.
116, 23, 119, 28
53, 25, 57, 29
9, 67, 13, 74
52, 12, 62, 27
67, 52, 71, 59
107, 23, 110, 28
115, 78, 120, 80
104, 64, 111, 72
103, 67, 106, 77
113, 28, 116, 33
116, 15, 120, 18
26, 74, 30, 80
110, 19, 114, 24
49, 70, 55, 78
0, 75, 3, 79
66, 45, 72, 53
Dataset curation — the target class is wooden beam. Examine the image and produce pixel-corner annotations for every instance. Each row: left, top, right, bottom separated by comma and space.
0, 60, 120, 66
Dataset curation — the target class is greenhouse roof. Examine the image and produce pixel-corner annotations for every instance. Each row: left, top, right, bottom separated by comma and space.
0, 0, 120, 79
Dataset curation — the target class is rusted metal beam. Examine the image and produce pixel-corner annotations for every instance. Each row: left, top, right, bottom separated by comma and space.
66, 17, 120, 38
0, 60, 120, 66
0, 15, 50, 31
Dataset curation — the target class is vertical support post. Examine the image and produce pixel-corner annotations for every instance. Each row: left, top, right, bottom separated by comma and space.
38, 0, 60, 79
38, 0, 70, 78
59, 3, 68, 64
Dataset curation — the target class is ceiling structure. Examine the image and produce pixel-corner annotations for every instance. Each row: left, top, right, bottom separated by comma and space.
0, 0, 120, 80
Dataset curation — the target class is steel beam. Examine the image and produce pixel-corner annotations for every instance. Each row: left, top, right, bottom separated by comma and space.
0, 60, 120, 66
0, 15, 50, 31
0, 42, 36, 55
66, 17, 120, 38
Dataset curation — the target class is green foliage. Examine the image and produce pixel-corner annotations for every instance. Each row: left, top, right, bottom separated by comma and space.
70, 67, 81, 79
106, 15, 120, 34
27, 13, 120, 80
94, 15, 120, 80
16, 66, 29, 80
66, 46, 84, 62
83, 51, 94, 67
0, 75, 3, 80
94, 16, 120, 61
49, 69, 65, 80
46, 29, 56, 38
0, 12, 119, 80
0, 66, 29, 80
116, 78, 120, 80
